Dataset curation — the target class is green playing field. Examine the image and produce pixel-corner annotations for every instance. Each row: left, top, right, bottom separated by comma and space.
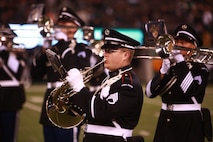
18, 83, 213, 142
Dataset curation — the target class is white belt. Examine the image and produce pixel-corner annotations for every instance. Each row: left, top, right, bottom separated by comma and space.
47, 82, 63, 89
0, 80, 20, 87
162, 103, 201, 111
85, 124, 133, 138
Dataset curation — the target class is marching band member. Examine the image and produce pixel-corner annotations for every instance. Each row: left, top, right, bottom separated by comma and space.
0, 26, 26, 142
66, 28, 144, 142
31, 6, 91, 142
145, 24, 210, 142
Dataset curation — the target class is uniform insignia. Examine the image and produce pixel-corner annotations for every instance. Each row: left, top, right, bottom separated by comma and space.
121, 72, 133, 86
180, 71, 193, 93
77, 51, 86, 58
121, 72, 133, 88
106, 92, 118, 104
194, 75, 202, 85
186, 62, 192, 69
121, 83, 133, 88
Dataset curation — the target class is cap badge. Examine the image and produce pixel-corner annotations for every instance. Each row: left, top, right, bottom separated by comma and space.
181, 24, 187, 30
105, 29, 110, 35
62, 7, 67, 11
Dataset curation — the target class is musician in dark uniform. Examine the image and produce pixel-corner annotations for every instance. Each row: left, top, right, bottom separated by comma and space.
66, 28, 144, 142
0, 26, 26, 142
31, 6, 91, 142
145, 24, 209, 142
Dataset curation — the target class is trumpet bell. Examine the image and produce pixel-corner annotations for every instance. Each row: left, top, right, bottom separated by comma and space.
46, 81, 85, 129
82, 26, 94, 41
38, 15, 54, 37
155, 34, 175, 58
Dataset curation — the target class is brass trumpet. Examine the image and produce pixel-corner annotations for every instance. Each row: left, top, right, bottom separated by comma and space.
37, 15, 55, 39
45, 50, 105, 128
135, 34, 213, 65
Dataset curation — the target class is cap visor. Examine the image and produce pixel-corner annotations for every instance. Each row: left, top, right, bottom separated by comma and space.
174, 35, 195, 44
101, 44, 120, 49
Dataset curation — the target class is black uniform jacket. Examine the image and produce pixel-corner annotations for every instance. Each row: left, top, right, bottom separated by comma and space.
71, 65, 143, 130
147, 61, 209, 104
0, 49, 26, 111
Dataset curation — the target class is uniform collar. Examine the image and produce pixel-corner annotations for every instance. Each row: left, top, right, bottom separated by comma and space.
109, 65, 132, 78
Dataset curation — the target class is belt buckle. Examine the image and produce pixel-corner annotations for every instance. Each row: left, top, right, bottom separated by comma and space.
167, 104, 173, 111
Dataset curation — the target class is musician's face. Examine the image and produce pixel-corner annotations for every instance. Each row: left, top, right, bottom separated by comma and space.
103, 47, 130, 71
175, 39, 196, 57
58, 22, 78, 39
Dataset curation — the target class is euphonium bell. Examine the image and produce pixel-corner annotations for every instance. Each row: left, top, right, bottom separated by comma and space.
46, 68, 93, 129
46, 58, 105, 129
46, 80, 85, 129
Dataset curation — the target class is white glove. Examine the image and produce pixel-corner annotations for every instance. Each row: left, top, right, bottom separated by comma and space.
66, 68, 85, 92
172, 50, 184, 63
173, 54, 184, 63
160, 59, 170, 74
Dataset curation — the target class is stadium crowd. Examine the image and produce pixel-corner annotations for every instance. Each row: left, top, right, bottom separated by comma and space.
0, 0, 213, 48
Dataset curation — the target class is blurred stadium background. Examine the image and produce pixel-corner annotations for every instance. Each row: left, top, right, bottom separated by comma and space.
1, 0, 213, 142
1, 0, 213, 44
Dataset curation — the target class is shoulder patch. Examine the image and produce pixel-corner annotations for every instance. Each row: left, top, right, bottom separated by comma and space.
121, 72, 133, 88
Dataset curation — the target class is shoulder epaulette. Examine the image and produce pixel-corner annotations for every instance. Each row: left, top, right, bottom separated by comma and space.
121, 71, 133, 88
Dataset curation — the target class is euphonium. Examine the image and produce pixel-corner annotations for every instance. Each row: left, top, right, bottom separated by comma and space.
46, 59, 105, 129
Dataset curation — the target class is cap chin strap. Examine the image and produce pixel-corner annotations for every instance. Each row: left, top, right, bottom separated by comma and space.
193, 41, 197, 47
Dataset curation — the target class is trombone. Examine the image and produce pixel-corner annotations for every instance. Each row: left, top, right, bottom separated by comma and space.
134, 34, 213, 65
